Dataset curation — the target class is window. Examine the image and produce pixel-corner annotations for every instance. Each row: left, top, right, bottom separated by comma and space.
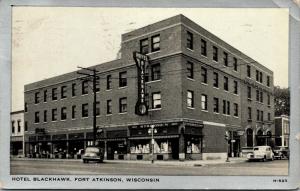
233, 81, 238, 94
227, 101, 230, 115
107, 100, 112, 114
248, 107, 252, 120
213, 72, 219, 88
234, 103, 238, 117
52, 108, 57, 121
82, 103, 89, 117
151, 63, 161, 81
247, 86, 252, 99
260, 111, 264, 121
213, 46, 218, 62
119, 71, 127, 87
222, 100, 226, 114
95, 80, 100, 92
267, 76, 270, 87
187, 62, 194, 79
17, 121, 21, 132
43, 110, 47, 123
256, 109, 260, 121
224, 76, 229, 91
247, 65, 251, 78
187, 90, 194, 108
25, 121, 28, 131
61, 107, 67, 120
186, 31, 193, 50
35, 92, 40, 104
95, 101, 100, 116
201, 94, 207, 111
119, 97, 127, 113
11, 121, 15, 133
213, 97, 219, 113
72, 105, 76, 119
267, 94, 270, 105
61, 86, 67, 99
43, 90, 47, 102
268, 113, 271, 121
35, 111, 40, 123
151, 35, 160, 52
25, 102, 27, 112
233, 57, 238, 71
72, 83, 76, 97
140, 38, 149, 54
223, 52, 228, 66
256, 90, 260, 101
152, 92, 161, 109
260, 91, 263, 103
201, 39, 207, 56
260, 72, 263, 83
52, 88, 58, 100
107, 75, 112, 90
82, 80, 89, 95
256, 70, 259, 81
201, 67, 207, 84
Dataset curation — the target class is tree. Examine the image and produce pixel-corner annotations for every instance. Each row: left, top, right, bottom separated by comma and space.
274, 86, 290, 116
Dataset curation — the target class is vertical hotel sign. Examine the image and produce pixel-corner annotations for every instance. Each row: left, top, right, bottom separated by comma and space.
133, 51, 149, 115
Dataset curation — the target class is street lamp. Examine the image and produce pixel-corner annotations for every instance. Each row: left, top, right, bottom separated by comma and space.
148, 125, 157, 164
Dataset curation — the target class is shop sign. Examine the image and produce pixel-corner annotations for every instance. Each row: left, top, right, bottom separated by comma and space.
129, 122, 179, 129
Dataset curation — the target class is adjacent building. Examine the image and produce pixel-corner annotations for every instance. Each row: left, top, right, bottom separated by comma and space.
275, 115, 289, 148
24, 14, 274, 161
11, 110, 25, 157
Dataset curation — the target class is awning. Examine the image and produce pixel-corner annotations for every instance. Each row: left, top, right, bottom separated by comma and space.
129, 135, 179, 140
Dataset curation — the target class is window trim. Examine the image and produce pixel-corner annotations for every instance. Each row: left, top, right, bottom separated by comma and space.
187, 90, 194, 108
186, 31, 193, 50
152, 92, 162, 109
151, 34, 160, 52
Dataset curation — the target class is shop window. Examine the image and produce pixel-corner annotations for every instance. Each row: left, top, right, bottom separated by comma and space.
213, 46, 218, 62
186, 138, 201, 154
151, 35, 160, 52
201, 39, 207, 56
201, 67, 207, 84
95, 101, 100, 116
140, 38, 149, 54
119, 97, 127, 113
152, 92, 161, 109
233, 103, 238, 117
61, 86, 67, 99
151, 63, 161, 81
107, 75, 112, 90
201, 94, 207, 111
154, 140, 172, 154
35, 111, 40, 123
233, 57, 238, 71
119, 71, 127, 87
224, 76, 229, 91
72, 83, 76, 97
52, 108, 57, 121
213, 72, 219, 88
247, 65, 251, 78
186, 61, 194, 79
186, 31, 193, 50
130, 140, 150, 154
187, 90, 194, 108
223, 52, 228, 66
233, 80, 238, 94
35, 92, 40, 104
107, 100, 112, 114
82, 103, 89, 117
72, 105, 76, 119
213, 97, 219, 113
44, 110, 47, 122
61, 107, 67, 120
82, 80, 89, 95
52, 88, 58, 100
43, 90, 47, 102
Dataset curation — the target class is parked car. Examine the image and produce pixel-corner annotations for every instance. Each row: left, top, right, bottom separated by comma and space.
273, 146, 289, 160
247, 146, 274, 161
82, 147, 104, 163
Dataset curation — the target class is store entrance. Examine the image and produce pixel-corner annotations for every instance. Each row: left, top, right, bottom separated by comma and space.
107, 141, 127, 160
171, 139, 179, 159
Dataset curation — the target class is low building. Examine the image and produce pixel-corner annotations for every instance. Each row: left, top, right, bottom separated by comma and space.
11, 110, 25, 157
24, 14, 274, 161
275, 115, 289, 147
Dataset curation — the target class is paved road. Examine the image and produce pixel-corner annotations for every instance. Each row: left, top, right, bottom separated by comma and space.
10, 159, 288, 176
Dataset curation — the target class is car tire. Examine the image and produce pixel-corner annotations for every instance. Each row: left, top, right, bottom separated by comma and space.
263, 156, 267, 162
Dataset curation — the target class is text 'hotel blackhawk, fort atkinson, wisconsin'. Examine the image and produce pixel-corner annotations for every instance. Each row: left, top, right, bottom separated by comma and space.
24, 14, 275, 161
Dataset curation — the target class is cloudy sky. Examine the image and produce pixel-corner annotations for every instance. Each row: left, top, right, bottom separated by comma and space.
12, 7, 289, 111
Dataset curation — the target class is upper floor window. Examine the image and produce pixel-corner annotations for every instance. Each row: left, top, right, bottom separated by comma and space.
34, 111, 40, 123
187, 62, 194, 79
119, 71, 127, 87
256, 109, 260, 121
247, 86, 252, 99
43, 90, 47, 102
72, 105, 76, 119
151, 35, 160, 52
256, 70, 259, 81
247, 65, 251, 78
35, 92, 40, 104
248, 107, 252, 120
259, 72, 263, 83
152, 92, 161, 109
233, 103, 238, 117
107, 100, 112, 114
25, 102, 28, 112
107, 75, 112, 90
223, 52, 228, 66
24, 121, 28, 131
201, 39, 207, 56
201, 67, 207, 84
17, 120, 21, 132
151, 63, 161, 81
233, 57, 238, 71
260, 91, 263, 103
11, 121, 15, 133
213, 46, 218, 62
43, 110, 47, 123
187, 90, 194, 108
227, 101, 230, 115
201, 94, 207, 111
213, 72, 219, 88
233, 80, 238, 94
140, 38, 149, 54
82, 103, 89, 117
224, 76, 229, 91
82, 80, 89, 95
186, 31, 193, 50
61, 86, 67, 99
95, 101, 100, 116
52, 88, 58, 100
268, 113, 271, 121
267, 76, 270, 87
260, 110, 264, 121
61, 107, 67, 120
95, 79, 100, 92
256, 90, 260, 101
52, 108, 57, 121
72, 83, 76, 97
119, 97, 127, 113
213, 97, 219, 113
267, 94, 271, 105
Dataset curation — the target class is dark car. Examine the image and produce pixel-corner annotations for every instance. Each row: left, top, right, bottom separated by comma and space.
273, 146, 289, 160
82, 147, 104, 163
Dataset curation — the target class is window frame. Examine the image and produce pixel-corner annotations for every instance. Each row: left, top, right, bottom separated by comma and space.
82, 103, 89, 118
140, 38, 149, 54
107, 75, 112, 90
213, 46, 218, 62
72, 105, 76, 119
223, 52, 228, 66
224, 76, 229, 91
187, 61, 194, 79
52, 88, 58, 100
34, 111, 40, 123
107, 100, 112, 114
61, 107, 67, 120
82, 80, 89, 95
119, 97, 127, 113
95, 101, 100, 116
186, 31, 193, 50
151, 63, 161, 81
61, 85, 67, 99
151, 34, 160, 52
201, 39, 207, 56
233, 57, 238, 71
201, 67, 207, 84
35, 92, 40, 104
152, 92, 161, 109
119, 71, 127, 87
72, 83, 76, 97
43, 90, 47, 102
201, 94, 207, 111
213, 97, 219, 113
187, 90, 194, 108
233, 103, 238, 117
43, 110, 47, 123
52, 108, 57, 121
213, 72, 219, 88
247, 65, 251, 78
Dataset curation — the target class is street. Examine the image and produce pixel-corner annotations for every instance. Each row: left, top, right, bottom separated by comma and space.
10, 159, 288, 176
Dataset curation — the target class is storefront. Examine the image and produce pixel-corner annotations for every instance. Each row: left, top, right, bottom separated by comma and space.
10, 136, 23, 156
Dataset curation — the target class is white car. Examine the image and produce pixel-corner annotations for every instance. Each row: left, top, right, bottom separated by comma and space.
247, 146, 274, 161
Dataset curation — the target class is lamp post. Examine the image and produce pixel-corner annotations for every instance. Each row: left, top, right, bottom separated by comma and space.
148, 125, 157, 164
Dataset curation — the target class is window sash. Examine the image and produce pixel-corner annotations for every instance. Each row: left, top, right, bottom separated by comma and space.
201, 39, 207, 56
119, 98, 127, 113
224, 77, 228, 91
187, 62, 193, 79
151, 35, 160, 52
187, 31, 193, 50
213, 46, 218, 61
82, 104, 89, 117
201, 94, 207, 110
201, 67, 207, 83
187, 91, 194, 108
152, 93, 161, 109
72, 105, 76, 119
119, 72, 127, 87
213, 98, 219, 113
107, 100, 112, 114
52, 109, 57, 121
213, 73, 219, 87
151, 64, 161, 81
140, 38, 149, 54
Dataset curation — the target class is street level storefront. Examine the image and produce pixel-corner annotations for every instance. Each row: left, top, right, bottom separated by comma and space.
10, 136, 23, 156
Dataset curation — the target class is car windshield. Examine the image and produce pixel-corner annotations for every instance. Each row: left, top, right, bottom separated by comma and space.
253, 148, 259, 151
85, 147, 99, 153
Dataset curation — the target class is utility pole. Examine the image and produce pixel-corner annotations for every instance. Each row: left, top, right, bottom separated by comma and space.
77, 66, 99, 146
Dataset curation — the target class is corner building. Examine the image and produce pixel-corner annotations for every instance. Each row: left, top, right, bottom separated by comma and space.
24, 15, 274, 160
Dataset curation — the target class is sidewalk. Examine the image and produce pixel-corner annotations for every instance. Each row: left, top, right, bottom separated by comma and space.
12, 157, 248, 167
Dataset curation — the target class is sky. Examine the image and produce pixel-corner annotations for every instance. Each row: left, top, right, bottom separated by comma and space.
12, 7, 289, 111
